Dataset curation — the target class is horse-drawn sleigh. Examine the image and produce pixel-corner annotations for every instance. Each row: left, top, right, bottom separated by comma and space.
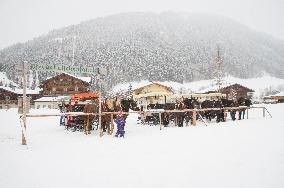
59, 93, 138, 136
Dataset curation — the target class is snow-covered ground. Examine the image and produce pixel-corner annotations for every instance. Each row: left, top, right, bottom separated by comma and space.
0, 104, 284, 188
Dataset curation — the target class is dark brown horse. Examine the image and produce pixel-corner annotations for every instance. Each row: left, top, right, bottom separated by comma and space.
161, 103, 176, 127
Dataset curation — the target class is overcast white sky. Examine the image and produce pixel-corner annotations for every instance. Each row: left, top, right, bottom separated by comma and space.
0, 0, 283, 50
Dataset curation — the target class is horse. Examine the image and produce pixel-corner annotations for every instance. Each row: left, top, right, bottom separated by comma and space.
83, 102, 99, 135
101, 97, 138, 135
201, 100, 216, 122
175, 100, 186, 127
100, 100, 114, 135
119, 98, 138, 113
161, 103, 176, 127
183, 98, 200, 126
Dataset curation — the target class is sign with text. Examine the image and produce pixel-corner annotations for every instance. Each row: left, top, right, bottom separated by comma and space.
28, 63, 97, 74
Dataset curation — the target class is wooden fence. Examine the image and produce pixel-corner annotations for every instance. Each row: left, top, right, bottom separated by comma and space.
21, 106, 272, 132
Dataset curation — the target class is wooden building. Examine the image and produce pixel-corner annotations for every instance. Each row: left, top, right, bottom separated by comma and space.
0, 86, 41, 109
270, 92, 284, 103
0, 87, 19, 109
219, 83, 254, 100
41, 73, 91, 96
132, 82, 174, 110
133, 82, 173, 95
263, 92, 284, 103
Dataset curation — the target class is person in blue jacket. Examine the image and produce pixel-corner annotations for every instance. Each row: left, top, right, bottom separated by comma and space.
115, 110, 126, 137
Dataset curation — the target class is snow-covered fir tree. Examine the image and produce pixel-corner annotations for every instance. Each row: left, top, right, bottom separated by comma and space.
0, 12, 283, 87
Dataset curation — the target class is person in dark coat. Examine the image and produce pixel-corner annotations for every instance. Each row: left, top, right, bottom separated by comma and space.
59, 100, 67, 126
238, 97, 246, 120
229, 101, 237, 121
115, 110, 126, 137
214, 98, 224, 123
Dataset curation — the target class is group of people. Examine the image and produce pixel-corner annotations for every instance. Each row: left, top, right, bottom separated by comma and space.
228, 97, 251, 121
59, 101, 82, 128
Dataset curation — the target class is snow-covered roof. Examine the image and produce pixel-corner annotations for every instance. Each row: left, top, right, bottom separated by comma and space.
0, 86, 41, 95
133, 92, 173, 99
34, 97, 57, 102
46, 72, 91, 83
63, 72, 91, 83
197, 83, 240, 93
34, 96, 71, 102
132, 82, 172, 91
112, 81, 174, 94
271, 92, 284, 97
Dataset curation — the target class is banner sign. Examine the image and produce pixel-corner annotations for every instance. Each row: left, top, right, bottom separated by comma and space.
28, 63, 97, 74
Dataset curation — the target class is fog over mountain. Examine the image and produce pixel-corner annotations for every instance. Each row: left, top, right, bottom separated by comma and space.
0, 12, 284, 89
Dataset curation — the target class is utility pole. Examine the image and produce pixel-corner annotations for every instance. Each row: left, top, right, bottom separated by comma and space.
22, 61, 27, 145
95, 67, 107, 137
215, 46, 223, 92
97, 68, 103, 137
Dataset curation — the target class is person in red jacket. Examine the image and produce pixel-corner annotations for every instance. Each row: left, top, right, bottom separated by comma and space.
115, 110, 126, 137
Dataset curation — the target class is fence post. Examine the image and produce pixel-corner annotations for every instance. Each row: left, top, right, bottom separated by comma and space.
192, 109, 197, 126
246, 108, 249, 119
263, 107, 266, 118
159, 112, 162, 130
110, 113, 114, 134
22, 61, 27, 145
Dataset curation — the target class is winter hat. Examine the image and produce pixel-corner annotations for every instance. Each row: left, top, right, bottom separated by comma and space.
117, 110, 123, 117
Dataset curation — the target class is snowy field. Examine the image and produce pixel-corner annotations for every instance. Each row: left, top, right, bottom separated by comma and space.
0, 104, 284, 188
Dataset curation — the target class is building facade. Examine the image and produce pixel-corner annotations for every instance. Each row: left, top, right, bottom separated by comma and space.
132, 82, 173, 96
0, 87, 19, 109
41, 73, 91, 96
132, 82, 174, 110
0, 86, 41, 109
219, 84, 254, 100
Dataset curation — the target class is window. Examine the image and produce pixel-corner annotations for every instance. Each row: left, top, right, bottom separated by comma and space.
48, 105, 51, 109
75, 86, 79, 92
5, 96, 10, 100
64, 87, 68, 92
37, 105, 40, 109
43, 105, 46, 108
